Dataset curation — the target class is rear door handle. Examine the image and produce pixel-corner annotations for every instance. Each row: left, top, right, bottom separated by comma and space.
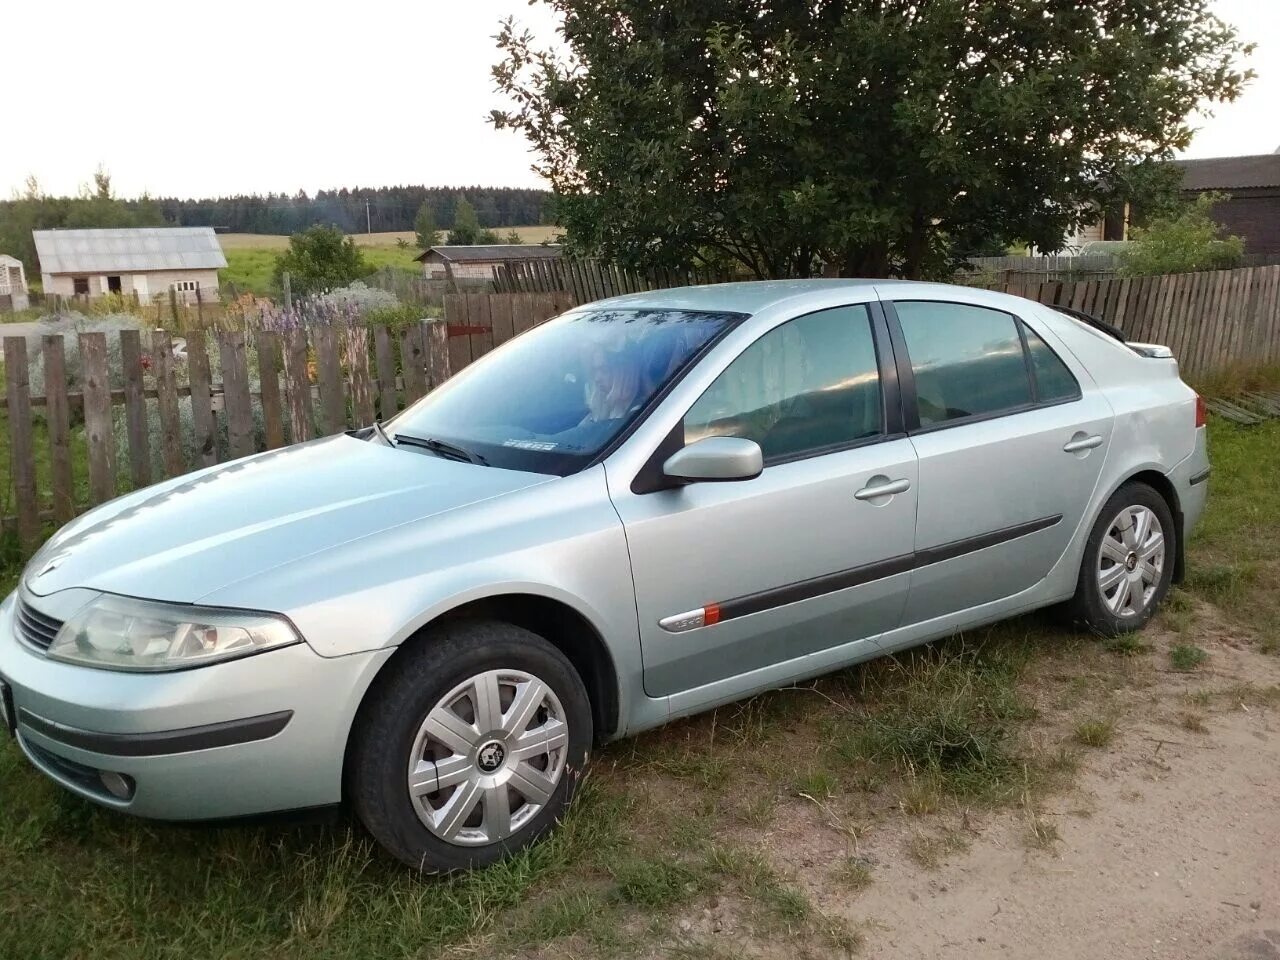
855, 477, 911, 501
1063, 434, 1104, 453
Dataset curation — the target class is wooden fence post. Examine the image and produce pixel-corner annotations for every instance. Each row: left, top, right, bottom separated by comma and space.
343, 326, 376, 428
399, 323, 428, 403
219, 330, 255, 458
186, 329, 218, 466
152, 330, 184, 478
313, 325, 346, 435
42, 335, 75, 524
255, 328, 286, 450
118, 330, 152, 488
79, 332, 116, 504
372, 326, 398, 417
283, 326, 314, 443
425, 319, 451, 388
4, 337, 40, 550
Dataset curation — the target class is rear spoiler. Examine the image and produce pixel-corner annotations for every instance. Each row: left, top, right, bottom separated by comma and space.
1051, 306, 1174, 361
1051, 306, 1127, 343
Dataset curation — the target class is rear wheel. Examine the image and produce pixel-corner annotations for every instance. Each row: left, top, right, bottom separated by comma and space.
350, 620, 592, 872
1065, 481, 1175, 636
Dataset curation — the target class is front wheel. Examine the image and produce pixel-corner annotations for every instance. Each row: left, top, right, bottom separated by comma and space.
1065, 481, 1176, 636
350, 619, 592, 872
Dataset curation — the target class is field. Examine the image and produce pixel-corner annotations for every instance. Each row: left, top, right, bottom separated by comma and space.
217, 227, 560, 295
0, 416, 1277, 959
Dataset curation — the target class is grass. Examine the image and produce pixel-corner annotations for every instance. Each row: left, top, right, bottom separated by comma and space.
1169, 643, 1209, 672
1073, 717, 1117, 748
835, 857, 874, 892
906, 829, 969, 869
1103, 633, 1149, 657
1182, 419, 1280, 640
218, 227, 558, 295
0, 415, 1279, 957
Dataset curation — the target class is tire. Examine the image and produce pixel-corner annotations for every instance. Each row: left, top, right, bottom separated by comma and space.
1064, 481, 1176, 637
350, 619, 592, 872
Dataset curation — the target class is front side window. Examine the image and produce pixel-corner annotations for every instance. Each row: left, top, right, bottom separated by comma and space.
683, 305, 882, 462
895, 301, 1032, 427
391, 308, 742, 474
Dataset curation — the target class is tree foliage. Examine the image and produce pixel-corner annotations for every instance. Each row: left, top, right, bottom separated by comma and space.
272, 225, 372, 296
445, 197, 503, 245
0, 169, 165, 276
414, 201, 439, 250
1117, 192, 1244, 276
0, 185, 552, 273
492, 1, 1252, 279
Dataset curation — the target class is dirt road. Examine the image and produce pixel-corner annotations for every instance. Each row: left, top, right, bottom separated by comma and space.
784, 625, 1280, 959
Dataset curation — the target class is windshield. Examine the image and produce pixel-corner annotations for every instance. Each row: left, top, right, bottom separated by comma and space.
391, 307, 745, 474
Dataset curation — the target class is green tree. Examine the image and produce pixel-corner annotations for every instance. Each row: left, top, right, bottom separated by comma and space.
1117, 193, 1244, 276
272, 225, 371, 295
503, 230, 523, 244
446, 197, 481, 245
491, 2, 1252, 279
413, 201, 439, 250
0, 169, 165, 275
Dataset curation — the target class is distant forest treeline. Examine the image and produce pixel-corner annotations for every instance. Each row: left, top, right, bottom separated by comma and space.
152, 185, 554, 235
0, 182, 554, 275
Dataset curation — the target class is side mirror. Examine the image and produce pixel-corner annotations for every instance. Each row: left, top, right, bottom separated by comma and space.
663, 436, 763, 483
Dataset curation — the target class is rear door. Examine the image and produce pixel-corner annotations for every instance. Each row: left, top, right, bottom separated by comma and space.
608, 303, 919, 700
882, 297, 1113, 625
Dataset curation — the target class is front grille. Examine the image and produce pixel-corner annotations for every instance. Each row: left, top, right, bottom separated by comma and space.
15, 598, 63, 652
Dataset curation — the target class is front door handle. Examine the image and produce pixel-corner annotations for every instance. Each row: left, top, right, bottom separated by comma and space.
1063, 434, 1104, 453
855, 477, 911, 501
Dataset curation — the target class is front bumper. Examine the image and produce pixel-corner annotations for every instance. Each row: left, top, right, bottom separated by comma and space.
0, 589, 393, 820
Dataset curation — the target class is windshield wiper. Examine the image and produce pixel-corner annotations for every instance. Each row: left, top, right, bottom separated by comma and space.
393, 433, 488, 465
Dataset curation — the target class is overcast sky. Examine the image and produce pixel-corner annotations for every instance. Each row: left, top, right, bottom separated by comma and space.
1, 0, 1275, 200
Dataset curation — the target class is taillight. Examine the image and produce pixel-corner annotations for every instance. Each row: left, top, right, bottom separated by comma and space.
1195, 394, 1207, 429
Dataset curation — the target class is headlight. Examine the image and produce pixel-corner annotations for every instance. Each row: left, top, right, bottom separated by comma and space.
47, 595, 300, 672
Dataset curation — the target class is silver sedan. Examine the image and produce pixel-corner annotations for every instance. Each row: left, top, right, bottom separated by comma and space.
0, 280, 1209, 871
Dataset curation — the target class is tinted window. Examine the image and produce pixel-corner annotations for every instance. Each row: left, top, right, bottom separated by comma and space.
895, 302, 1032, 426
392, 308, 741, 474
1022, 322, 1080, 403
684, 305, 882, 462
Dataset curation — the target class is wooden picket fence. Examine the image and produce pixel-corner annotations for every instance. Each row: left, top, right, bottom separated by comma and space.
999, 265, 1280, 378
490, 257, 736, 300
4, 273, 1280, 551
0, 293, 570, 553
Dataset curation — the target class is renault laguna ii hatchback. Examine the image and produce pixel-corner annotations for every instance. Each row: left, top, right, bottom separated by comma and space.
0, 280, 1208, 871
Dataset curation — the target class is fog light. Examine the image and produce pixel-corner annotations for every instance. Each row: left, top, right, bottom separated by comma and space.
99, 771, 135, 801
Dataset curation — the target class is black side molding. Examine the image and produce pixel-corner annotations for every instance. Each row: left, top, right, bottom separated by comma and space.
18, 709, 293, 758
914, 514, 1062, 567
1189, 468, 1210, 486
708, 514, 1062, 625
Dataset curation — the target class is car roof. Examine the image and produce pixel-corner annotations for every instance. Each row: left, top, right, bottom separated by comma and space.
578, 278, 1011, 316
579, 279, 881, 315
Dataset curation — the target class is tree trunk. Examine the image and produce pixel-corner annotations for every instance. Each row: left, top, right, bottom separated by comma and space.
841, 242, 890, 278
902, 211, 929, 280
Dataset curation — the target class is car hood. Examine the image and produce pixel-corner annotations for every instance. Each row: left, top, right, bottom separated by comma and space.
25, 435, 552, 603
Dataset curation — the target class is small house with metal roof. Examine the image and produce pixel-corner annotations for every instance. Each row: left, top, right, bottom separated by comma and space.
33, 226, 227, 303
415, 243, 562, 281
0, 255, 29, 312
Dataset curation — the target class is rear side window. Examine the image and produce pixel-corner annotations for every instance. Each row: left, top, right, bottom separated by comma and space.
683, 305, 882, 462
1022, 322, 1081, 403
894, 302, 1032, 427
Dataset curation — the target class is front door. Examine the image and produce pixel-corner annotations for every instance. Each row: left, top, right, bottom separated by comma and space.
884, 297, 1112, 625
609, 304, 919, 701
